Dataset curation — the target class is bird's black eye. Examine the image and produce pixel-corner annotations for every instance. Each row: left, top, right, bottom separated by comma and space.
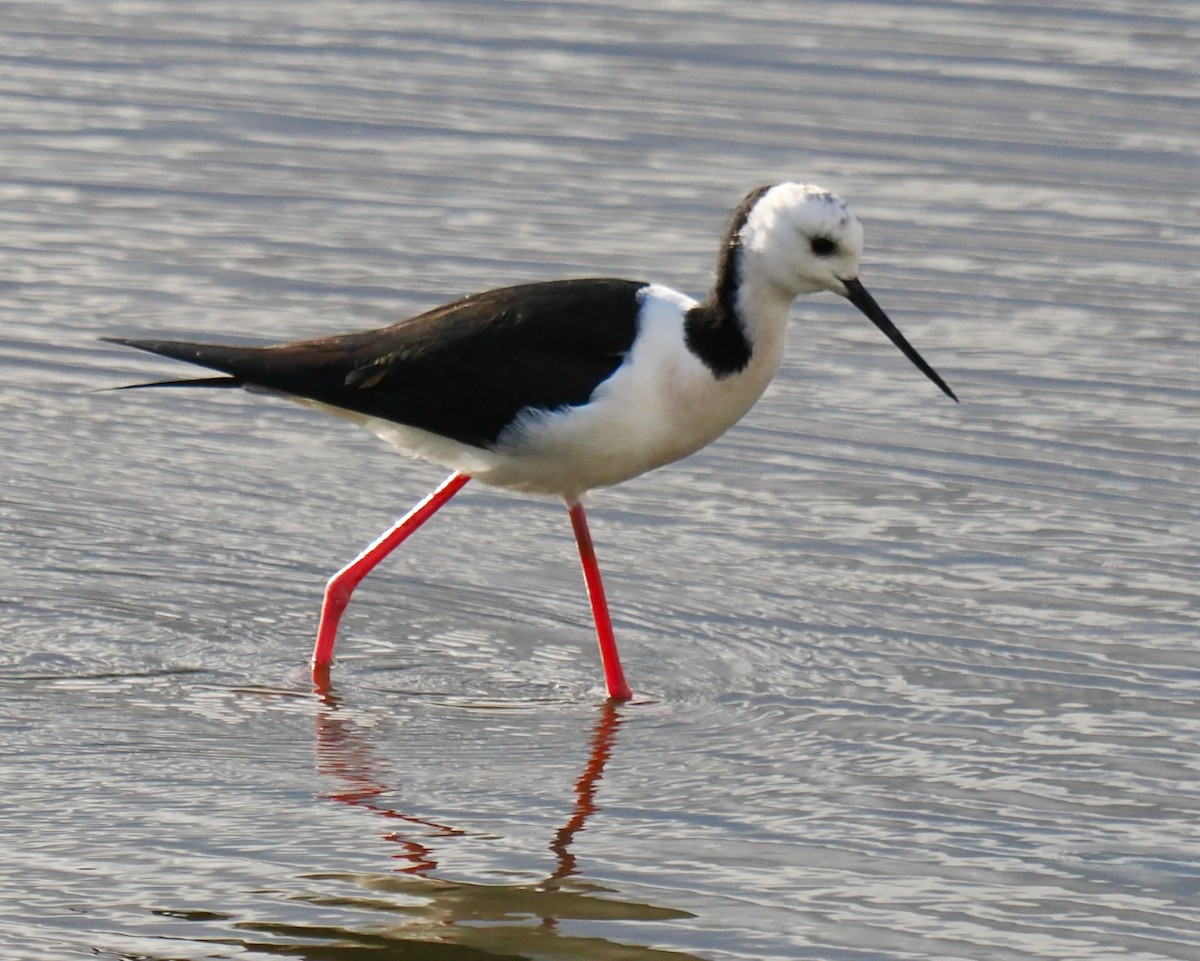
810, 236, 837, 257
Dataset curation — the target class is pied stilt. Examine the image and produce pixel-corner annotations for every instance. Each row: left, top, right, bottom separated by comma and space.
105, 183, 956, 700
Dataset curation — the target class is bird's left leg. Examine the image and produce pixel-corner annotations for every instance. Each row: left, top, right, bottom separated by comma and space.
312, 471, 471, 676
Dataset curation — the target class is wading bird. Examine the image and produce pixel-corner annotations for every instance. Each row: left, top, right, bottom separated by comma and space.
107, 183, 956, 700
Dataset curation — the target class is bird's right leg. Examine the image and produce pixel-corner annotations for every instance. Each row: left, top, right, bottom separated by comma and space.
567, 500, 633, 701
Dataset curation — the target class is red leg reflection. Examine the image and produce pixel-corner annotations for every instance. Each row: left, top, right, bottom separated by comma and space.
313, 695, 463, 876
313, 698, 622, 882
547, 701, 621, 883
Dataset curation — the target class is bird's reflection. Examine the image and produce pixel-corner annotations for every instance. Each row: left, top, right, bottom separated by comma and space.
268, 683, 698, 961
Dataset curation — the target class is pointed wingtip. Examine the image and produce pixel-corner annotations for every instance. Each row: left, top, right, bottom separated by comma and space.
99, 338, 244, 390
101, 336, 178, 354
100, 336, 148, 350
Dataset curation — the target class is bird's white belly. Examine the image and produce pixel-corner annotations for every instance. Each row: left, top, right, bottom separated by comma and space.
488, 359, 773, 499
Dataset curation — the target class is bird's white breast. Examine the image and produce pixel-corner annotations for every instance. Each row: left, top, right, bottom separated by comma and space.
480, 285, 786, 498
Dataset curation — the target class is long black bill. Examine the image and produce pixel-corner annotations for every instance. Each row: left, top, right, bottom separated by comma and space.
842, 277, 957, 402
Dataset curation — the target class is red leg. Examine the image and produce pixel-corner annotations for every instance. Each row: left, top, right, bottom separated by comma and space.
567, 501, 632, 701
311, 471, 470, 673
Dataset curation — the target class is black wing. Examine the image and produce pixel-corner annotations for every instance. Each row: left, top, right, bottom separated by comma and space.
105, 278, 646, 448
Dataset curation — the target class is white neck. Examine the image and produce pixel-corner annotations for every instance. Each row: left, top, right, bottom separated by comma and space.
733, 248, 798, 366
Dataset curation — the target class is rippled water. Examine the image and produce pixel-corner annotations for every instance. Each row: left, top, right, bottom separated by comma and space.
3, 2, 1198, 958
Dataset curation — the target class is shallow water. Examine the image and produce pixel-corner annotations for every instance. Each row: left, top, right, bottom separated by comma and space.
2, 1, 1199, 958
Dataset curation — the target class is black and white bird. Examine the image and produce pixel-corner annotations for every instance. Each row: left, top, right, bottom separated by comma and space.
106, 182, 956, 700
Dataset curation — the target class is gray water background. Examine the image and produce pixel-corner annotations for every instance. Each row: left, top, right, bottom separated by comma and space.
2, 1, 1198, 958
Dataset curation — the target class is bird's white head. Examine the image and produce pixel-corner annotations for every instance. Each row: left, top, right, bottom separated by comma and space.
728, 182, 957, 401
739, 182, 864, 299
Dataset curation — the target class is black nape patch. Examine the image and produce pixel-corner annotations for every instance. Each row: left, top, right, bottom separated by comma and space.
682, 186, 769, 378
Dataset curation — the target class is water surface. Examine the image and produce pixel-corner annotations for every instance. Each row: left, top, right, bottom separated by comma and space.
2, 2, 1198, 958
